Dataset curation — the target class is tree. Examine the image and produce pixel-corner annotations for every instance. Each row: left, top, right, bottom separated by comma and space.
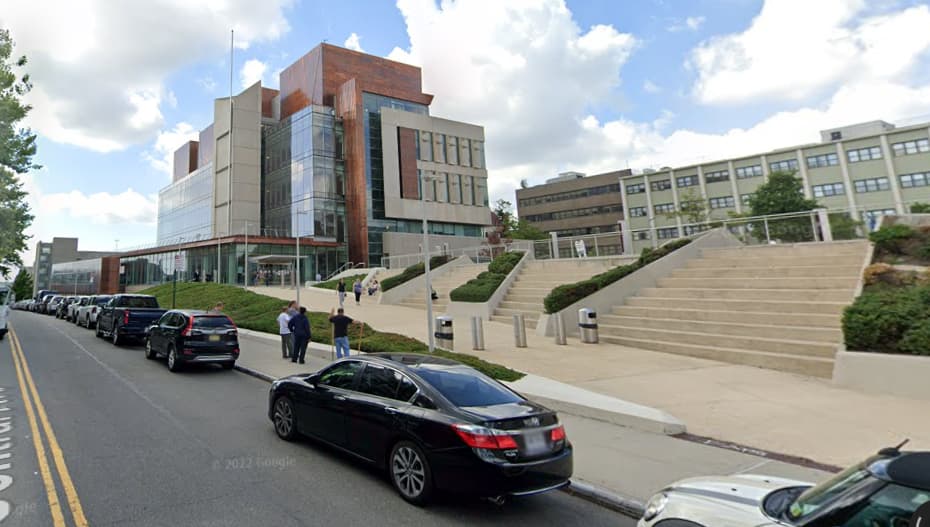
0, 29, 38, 278
664, 188, 709, 225
492, 198, 516, 231
508, 219, 548, 240
748, 171, 820, 242
11, 267, 32, 300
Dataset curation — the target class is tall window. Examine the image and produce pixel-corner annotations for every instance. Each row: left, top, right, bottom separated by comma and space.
419, 131, 432, 162
449, 174, 462, 204
434, 134, 446, 163
446, 136, 458, 165
462, 175, 474, 205
474, 177, 488, 206
459, 138, 471, 167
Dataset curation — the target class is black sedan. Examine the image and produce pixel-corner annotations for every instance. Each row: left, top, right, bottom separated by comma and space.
144, 310, 239, 372
268, 354, 573, 505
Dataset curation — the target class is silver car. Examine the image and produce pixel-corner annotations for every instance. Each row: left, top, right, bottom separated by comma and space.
68, 296, 90, 322
77, 295, 112, 328
639, 447, 930, 527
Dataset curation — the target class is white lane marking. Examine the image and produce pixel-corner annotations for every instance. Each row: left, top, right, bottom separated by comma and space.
735, 459, 770, 474
49, 324, 216, 455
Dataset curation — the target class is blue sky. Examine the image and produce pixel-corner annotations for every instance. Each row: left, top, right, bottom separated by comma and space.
4, 0, 930, 266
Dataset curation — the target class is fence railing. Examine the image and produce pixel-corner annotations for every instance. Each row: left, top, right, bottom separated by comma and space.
380, 240, 533, 269
531, 231, 629, 260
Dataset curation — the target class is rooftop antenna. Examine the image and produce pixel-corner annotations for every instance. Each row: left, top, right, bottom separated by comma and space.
878, 438, 910, 457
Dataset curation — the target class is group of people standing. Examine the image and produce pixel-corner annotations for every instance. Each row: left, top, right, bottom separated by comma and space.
276, 299, 361, 364
336, 278, 379, 307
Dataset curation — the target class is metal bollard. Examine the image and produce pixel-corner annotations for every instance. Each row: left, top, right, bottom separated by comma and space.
471, 316, 485, 351
578, 308, 598, 344
435, 315, 454, 350
554, 311, 567, 345
513, 314, 527, 348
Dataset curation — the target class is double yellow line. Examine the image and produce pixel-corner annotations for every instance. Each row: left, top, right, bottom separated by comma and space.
8, 326, 88, 527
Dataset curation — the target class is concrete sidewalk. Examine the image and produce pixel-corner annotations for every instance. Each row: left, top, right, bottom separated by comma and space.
233, 330, 833, 511
247, 284, 930, 468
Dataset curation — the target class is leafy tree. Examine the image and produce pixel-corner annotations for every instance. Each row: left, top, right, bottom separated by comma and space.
747, 171, 820, 242
11, 267, 32, 300
508, 219, 548, 240
0, 29, 38, 278
664, 188, 708, 225
492, 198, 515, 231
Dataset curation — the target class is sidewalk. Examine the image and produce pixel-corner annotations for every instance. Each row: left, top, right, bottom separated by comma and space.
247, 284, 930, 468
233, 330, 832, 509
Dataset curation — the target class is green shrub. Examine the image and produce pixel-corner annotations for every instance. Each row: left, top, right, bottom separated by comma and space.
314, 274, 367, 290
449, 251, 525, 303
829, 213, 862, 240
910, 202, 930, 213
381, 255, 451, 291
843, 283, 930, 354
869, 224, 915, 255
543, 238, 692, 314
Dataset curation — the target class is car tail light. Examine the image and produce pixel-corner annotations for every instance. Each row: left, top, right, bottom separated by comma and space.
180, 316, 194, 337
182, 348, 194, 355
232, 348, 240, 355
452, 424, 518, 450
550, 425, 566, 442
123, 311, 130, 325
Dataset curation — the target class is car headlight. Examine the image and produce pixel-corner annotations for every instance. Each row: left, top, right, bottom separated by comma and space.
642, 492, 668, 521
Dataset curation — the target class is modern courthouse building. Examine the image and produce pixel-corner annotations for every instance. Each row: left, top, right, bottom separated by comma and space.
518, 120, 930, 248
43, 44, 492, 293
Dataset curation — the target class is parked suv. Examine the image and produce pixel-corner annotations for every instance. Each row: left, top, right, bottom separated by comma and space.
46, 295, 65, 316
77, 295, 112, 328
145, 310, 239, 372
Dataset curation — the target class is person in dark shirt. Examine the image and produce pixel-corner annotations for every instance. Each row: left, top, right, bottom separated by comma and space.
288, 306, 311, 364
329, 307, 359, 359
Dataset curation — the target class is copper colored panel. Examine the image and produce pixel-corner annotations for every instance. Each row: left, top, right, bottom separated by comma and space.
334, 78, 368, 265
199, 125, 214, 167
279, 47, 323, 120
261, 87, 279, 118
100, 256, 121, 294
319, 45, 433, 107
398, 127, 419, 200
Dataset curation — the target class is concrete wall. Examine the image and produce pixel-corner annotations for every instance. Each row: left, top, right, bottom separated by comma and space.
537, 228, 744, 337
213, 81, 263, 237
378, 255, 471, 305
834, 348, 930, 400
445, 251, 529, 321
382, 232, 489, 267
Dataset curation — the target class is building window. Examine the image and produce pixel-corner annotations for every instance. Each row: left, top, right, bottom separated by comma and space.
854, 177, 890, 193
831, 131, 843, 141
462, 174, 474, 205
634, 231, 650, 240
900, 172, 929, 188
806, 153, 839, 168
626, 183, 646, 194
629, 206, 647, 217
704, 170, 729, 183
651, 179, 671, 191
459, 138, 472, 167
433, 134, 447, 164
769, 159, 799, 173
471, 140, 485, 169
735, 165, 763, 179
812, 182, 845, 198
518, 183, 621, 207
891, 138, 930, 156
676, 175, 698, 187
419, 131, 432, 162
448, 173, 462, 203
654, 203, 675, 214
847, 146, 882, 163
657, 227, 679, 239
41, 246, 51, 254
446, 136, 459, 165
683, 224, 711, 236
474, 177, 488, 206
708, 196, 735, 209
740, 193, 754, 206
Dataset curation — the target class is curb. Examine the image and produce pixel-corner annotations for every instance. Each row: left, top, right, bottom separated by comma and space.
231, 364, 643, 519
563, 479, 645, 519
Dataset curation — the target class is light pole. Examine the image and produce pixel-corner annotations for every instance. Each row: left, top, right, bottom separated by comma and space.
295, 211, 310, 307
421, 173, 437, 353
172, 236, 184, 308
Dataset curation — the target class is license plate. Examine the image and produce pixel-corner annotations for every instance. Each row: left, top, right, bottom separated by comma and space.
523, 432, 548, 455
209, 335, 221, 342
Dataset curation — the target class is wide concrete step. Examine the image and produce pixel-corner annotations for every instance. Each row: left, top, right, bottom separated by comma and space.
687, 255, 864, 268
512, 280, 565, 289
515, 273, 601, 282
504, 293, 549, 303
671, 266, 862, 279
701, 243, 867, 258
600, 325, 837, 358
506, 286, 554, 294
657, 277, 857, 290
493, 308, 540, 320
598, 315, 841, 342
601, 335, 834, 378
637, 287, 854, 302
499, 300, 543, 310
399, 300, 449, 309
490, 314, 540, 326
612, 305, 842, 326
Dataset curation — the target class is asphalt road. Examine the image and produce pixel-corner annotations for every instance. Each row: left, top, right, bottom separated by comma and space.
2, 311, 636, 526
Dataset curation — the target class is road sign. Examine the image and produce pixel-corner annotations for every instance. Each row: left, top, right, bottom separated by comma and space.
574, 240, 588, 258
174, 252, 187, 270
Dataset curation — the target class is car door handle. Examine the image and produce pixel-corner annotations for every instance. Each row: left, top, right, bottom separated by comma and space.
334, 395, 347, 401
384, 407, 399, 415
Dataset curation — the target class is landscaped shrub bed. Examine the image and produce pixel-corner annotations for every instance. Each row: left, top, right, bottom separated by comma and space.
314, 274, 367, 290
380, 255, 452, 291
449, 251, 525, 302
543, 238, 691, 314
869, 224, 930, 264
843, 278, 930, 356
139, 282, 523, 380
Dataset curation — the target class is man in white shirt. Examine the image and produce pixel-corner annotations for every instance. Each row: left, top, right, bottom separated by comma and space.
277, 306, 293, 359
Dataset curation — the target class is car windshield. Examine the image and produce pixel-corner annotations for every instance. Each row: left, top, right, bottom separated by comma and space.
413, 367, 522, 407
95, 297, 112, 305
193, 316, 235, 329
837, 483, 930, 527
787, 462, 872, 520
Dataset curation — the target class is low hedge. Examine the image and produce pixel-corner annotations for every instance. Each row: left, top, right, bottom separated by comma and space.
314, 274, 367, 290
843, 281, 930, 355
139, 282, 523, 380
543, 238, 691, 314
869, 224, 930, 264
450, 251, 525, 303
381, 255, 452, 292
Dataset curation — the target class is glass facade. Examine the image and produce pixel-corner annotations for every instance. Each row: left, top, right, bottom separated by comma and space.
50, 259, 103, 295
157, 162, 214, 245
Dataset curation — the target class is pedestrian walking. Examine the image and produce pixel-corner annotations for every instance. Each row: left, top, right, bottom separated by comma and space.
277, 306, 293, 359
288, 306, 311, 364
353, 279, 362, 305
329, 307, 360, 359
337, 278, 346, 308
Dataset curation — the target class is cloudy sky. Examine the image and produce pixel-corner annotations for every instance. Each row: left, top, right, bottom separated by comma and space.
4, 0, 930, 266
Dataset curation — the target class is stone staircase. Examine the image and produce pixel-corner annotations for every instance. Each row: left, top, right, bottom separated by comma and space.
599, 241, 868, 378
491, 259, 627, 328
397, 263, 487, 311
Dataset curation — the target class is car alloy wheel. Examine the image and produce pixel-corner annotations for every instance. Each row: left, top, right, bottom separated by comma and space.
167, 347, 181, 372
273, 397, 297, 441
144, 339, 156, 360
390, 441, 432, 505
111, 328, 121, 346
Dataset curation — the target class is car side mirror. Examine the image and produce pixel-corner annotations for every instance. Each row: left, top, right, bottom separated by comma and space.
146, 325, 156, 335
307, 373, 321, 386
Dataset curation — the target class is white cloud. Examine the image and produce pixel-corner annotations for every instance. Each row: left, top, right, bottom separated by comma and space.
344, 32, 365, 52
642, 79, 661, 93
240, 58, 268, 88
689, 0, 930, 104
0, 0, 294, 153
668, 15, 705, 32
40, 189, 158, 225
144, 122, 200, 176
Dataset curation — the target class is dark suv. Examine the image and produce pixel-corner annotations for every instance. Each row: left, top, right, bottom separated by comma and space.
145, 310, 240, 372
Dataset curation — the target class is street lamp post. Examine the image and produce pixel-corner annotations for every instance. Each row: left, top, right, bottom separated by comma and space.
295, 211, 310, 307
421, 174, 436, 353
172, 237, 185, 308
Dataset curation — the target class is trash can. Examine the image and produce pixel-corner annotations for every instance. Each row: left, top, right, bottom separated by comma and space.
471, 316, 485, 351
435, 315, 454, 350
578, 308, 598, 344
554, 311, 567, 345
513, 314, 527, 348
